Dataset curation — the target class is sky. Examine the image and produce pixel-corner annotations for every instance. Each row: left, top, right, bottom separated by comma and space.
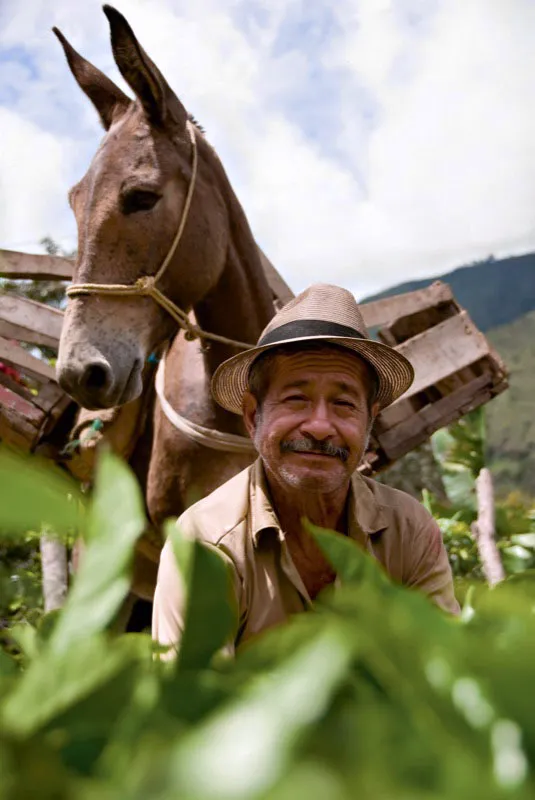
1, 0, 534, 299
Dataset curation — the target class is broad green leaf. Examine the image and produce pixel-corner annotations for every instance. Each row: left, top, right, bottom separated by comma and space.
169, 522, 238, 671
307, 522, 390, 589
8, 623, 38, 662
511, 533, 535, 549
0, 445, 85, 537
1, 634, 136, 737
0, 648, 17, 677
50, 451, 145, 654
169, 627, 352, 799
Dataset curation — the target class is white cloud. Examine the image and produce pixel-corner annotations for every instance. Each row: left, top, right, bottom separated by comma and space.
0, 106, 78, 250
0, 0, 534, 297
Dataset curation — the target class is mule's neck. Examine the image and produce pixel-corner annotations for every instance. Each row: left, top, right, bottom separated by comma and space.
193, 191, 275, 378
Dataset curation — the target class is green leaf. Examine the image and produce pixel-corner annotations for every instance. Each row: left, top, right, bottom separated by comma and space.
169, 627, 352, 799
511, 533, 535, 549
0, 445, 85, 537
306, 522, 390, 589
1, 635, 136, 737
8, 623, 38, 662
0, 648, 17, 677
169, 522, 238, 671
50, 452, 146, 654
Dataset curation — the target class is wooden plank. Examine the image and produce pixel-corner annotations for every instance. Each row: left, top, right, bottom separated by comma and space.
32, 382, 66, 414
0, 409, 37, 451
392, 311, 490, 403
0, 336, 57, 381
0, 295, 63, 348
0, 384, 43, 425
257, 247, 294, 306
0, 249, 73, 280
0, 370, 35, 402
360, 281, 454, 329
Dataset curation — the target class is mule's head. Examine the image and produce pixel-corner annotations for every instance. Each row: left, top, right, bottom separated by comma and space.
55, 5, 229, 409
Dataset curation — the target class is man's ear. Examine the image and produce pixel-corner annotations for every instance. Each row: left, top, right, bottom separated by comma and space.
370, 400, 380, 420
242, 391, 259, 439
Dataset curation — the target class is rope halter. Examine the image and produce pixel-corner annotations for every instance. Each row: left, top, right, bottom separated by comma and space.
65, 119, 251, 352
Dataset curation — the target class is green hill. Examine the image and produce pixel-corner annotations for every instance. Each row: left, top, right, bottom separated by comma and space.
486, 310, 535, 497
363, 252, 535, 332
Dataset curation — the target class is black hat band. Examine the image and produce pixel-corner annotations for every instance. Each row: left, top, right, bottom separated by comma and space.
258, 319, 367, 347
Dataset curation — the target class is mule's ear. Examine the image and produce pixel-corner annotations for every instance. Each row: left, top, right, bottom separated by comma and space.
103, 4, 187, 127
52, 26, 130, 130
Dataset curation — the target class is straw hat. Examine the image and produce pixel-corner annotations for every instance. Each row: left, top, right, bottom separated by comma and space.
211, 283, 414, 414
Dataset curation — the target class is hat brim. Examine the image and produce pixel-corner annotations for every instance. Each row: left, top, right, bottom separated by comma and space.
211, 334, 414, 415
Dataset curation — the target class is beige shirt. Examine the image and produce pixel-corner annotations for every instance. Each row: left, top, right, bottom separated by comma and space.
152, 459, 460, 654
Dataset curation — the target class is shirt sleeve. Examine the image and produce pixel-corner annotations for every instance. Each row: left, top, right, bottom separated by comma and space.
151, 532, 242, 660
404, 517, 461, 616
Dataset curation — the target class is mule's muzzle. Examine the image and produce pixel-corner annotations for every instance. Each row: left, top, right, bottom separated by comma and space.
58, 356, 114, 410
57, 351, 143, 410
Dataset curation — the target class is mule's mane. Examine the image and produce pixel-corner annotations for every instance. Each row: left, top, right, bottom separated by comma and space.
187, 113, 205, 134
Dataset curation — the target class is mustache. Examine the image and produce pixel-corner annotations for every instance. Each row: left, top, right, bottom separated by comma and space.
280, 437, 350, 463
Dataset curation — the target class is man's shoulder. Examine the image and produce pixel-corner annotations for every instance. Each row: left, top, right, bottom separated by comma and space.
177, 464, 253, 546
360, 474, 435, 530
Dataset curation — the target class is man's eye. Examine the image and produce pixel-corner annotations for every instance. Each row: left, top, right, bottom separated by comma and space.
284, 395, 307, 403
335, 400, 356, 409
121, 190, 161, 215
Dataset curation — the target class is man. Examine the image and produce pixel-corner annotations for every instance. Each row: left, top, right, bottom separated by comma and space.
152, 284, 459, 655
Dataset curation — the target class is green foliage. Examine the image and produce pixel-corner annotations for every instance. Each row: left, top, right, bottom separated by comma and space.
485, 310, 535, 498
429, 409, 535, 584
2, 450, 535, 798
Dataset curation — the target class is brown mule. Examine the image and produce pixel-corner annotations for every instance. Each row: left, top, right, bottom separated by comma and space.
54, 6, 275, 601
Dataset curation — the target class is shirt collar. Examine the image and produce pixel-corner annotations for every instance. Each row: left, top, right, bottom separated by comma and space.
348, 470, 387, 537
250, 458, 387, 546
250, 459, 283, 546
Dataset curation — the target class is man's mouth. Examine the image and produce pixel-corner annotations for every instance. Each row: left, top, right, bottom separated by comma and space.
280, 438, 349, 463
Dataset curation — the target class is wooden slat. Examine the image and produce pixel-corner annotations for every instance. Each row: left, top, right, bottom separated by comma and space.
0, 408, 38, 451
360, 281, 454, 329
393, 311, 490, 403
0, 384, 43, 425
378, 374, 496, 459
0, 249, 73, 280
0, 336, 57, 381
0, 295, 63, 348
257, 247, 294, 306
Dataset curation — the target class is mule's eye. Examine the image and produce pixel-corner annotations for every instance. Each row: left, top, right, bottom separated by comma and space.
121, 189, 161, 215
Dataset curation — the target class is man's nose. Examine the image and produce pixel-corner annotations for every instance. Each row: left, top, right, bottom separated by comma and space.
300, 401, 336, 440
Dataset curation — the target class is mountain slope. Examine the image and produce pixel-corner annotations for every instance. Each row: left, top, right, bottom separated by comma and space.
363, 252, 535, 332
486, 310, 535, 496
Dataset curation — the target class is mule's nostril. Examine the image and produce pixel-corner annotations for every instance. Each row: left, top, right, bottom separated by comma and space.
82, 363, 111, 392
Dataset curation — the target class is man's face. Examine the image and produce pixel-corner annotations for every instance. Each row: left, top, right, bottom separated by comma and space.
243, 348, 380, 496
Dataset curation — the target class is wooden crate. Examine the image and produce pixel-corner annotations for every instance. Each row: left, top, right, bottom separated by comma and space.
358, 281, 508, 474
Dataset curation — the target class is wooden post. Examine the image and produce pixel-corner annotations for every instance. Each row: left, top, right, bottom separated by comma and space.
40, 533, 68, 612
471, 467, 505, 586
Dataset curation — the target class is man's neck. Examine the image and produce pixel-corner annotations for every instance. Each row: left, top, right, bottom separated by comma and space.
265, 472, 351, 539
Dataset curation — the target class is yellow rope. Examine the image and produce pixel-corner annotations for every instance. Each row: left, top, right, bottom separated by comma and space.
66, 120, 252, 352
